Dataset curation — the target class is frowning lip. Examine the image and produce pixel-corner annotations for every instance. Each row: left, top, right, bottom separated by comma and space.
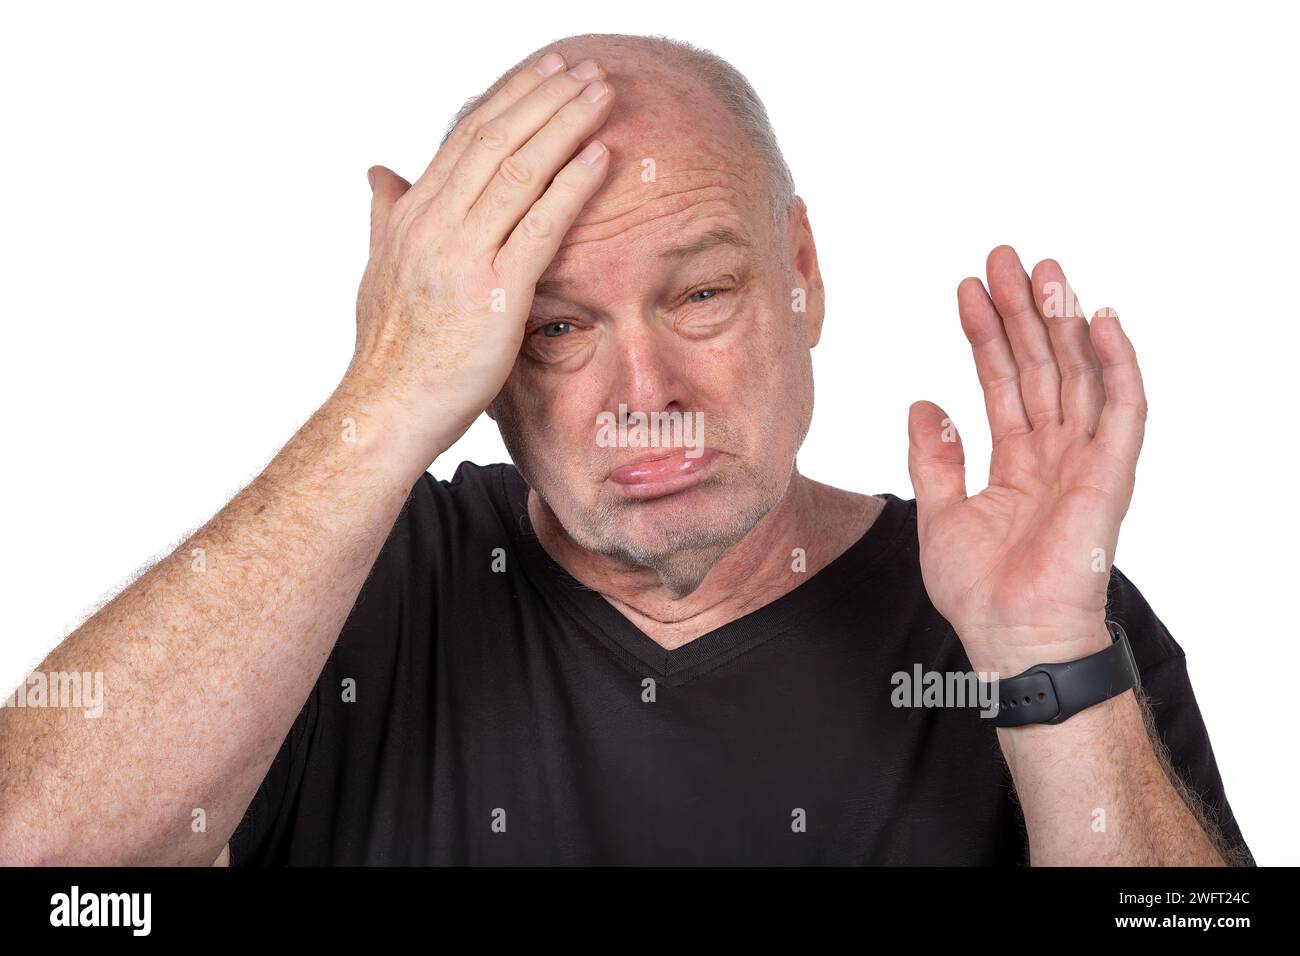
607, 448, 720, 499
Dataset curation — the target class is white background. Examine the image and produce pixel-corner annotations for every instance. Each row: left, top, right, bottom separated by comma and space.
2, 1, 1295, 863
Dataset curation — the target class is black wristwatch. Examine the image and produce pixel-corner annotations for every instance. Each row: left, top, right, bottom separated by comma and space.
985, 620, 1140, 728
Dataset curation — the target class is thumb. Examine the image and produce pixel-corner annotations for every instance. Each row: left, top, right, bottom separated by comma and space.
907, 400, 967, 534
367, 164, 412, 246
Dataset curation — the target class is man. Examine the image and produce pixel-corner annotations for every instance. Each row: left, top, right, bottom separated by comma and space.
0, 33, 1252, 866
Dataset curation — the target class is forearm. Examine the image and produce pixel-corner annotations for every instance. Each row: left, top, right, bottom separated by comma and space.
0, 381, 426, 865
998, 684, 1227, 866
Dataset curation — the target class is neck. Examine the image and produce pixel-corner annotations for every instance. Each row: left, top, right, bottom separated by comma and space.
527, 470, 883, 649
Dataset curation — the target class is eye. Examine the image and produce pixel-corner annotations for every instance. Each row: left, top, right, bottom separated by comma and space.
541, 321, 574, 338
686, 288, 722, 304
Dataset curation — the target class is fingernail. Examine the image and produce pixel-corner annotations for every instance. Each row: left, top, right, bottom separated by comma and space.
568, 59, 599, 81
535, 53, 566, 77
367, 168, 376, 190
578, 141, 606, 165
580, 80, 607, 103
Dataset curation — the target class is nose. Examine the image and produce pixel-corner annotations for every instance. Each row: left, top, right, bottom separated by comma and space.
604, 322, 694, 418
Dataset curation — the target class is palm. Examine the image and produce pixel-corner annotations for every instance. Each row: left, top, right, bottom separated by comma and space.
908, 247, 1147, 669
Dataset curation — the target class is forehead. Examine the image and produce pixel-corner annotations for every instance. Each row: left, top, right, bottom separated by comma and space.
541, 179, 760, 292
535, 63, 770, 293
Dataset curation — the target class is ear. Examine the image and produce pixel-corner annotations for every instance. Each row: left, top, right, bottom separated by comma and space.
787, 196, 826, 347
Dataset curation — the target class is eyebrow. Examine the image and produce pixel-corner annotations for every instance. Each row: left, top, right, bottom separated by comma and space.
656, 225, 752, 260
533, 226, 752, 299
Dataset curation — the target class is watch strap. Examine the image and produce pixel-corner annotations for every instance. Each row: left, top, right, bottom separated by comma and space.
988, 620, 1140, 728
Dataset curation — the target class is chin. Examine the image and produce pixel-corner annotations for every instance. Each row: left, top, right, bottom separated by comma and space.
595, 480, 772, 568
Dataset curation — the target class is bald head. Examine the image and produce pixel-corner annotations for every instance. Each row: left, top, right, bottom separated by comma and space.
442, 33, 795, 230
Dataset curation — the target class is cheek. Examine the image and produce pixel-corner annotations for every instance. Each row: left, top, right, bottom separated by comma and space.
703, 344, 731, 367
690, 344, 750, 408
502, 371, 612, 457
711, 309, 808, 391
500, 367, 544, 419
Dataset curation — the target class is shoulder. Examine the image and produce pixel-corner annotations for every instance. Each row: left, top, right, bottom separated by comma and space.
336, 460, 519, 637
805, 479, 914, 558
1104, 565, 1185, 674
406, 459, 518, 519
384, 460, 520, 554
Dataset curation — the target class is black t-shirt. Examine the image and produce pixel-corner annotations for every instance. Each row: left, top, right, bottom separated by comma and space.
229, 462, 1253, 865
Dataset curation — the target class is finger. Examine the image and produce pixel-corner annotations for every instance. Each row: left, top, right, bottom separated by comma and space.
986, 245, 1062, 428
406, 52, 569, 206
494, 139, 610, 285
1030, 258, 1105, 435
367, 165, 412, 253
438, 59, 607, 220
957, 276, 1032, 442
907, 400, 968, 539
464, 77, 614, 252
1091, 308, 1147, 467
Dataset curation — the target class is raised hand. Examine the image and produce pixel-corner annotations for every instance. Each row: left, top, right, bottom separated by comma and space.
906, 245, 1148, 677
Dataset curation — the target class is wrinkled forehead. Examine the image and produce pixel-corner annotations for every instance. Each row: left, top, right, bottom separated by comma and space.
535, 59, 772, 294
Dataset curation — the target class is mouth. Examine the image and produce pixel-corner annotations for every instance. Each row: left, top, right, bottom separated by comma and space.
606, 448, 720, 500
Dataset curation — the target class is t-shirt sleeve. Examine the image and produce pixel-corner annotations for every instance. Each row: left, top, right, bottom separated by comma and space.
1106, 566, 1255, 866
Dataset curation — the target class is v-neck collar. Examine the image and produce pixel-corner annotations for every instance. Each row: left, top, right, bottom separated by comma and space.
494, 464, 915, 687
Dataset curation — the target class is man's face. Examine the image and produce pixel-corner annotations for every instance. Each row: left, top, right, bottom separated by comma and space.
491, 60, 823, 592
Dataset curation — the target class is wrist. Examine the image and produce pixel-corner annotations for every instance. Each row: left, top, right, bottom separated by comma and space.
958, 618, 1114, 678
996, 687, 1140, 769
319, 379, 451, 486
